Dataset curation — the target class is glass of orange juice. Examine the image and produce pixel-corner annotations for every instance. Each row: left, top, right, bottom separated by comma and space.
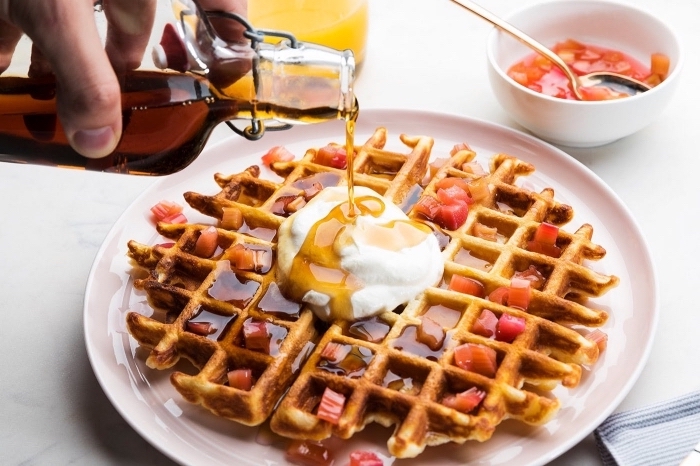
248, 0, 369, 67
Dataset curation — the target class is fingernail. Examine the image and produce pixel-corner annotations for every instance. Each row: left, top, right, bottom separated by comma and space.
71, 126, 118, 158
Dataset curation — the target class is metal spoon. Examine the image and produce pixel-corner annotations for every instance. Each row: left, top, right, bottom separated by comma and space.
451, 0, 651, 99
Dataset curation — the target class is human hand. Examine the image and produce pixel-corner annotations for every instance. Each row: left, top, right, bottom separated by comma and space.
0, 0, 247, 159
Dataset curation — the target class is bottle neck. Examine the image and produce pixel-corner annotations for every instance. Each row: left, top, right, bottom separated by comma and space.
255, 41, 356, 120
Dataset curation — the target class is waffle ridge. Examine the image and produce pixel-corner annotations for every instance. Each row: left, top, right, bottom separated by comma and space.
126, 127, 618, 458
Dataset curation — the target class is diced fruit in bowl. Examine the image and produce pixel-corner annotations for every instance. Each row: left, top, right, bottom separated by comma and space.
487, 0, 682, 147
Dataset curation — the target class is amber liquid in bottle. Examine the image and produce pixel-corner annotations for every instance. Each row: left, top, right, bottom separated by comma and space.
0, 71, 355, 176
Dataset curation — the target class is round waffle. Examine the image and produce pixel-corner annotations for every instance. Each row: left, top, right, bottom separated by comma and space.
126, 127, 618, 458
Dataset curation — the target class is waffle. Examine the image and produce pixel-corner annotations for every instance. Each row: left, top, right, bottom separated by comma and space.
125, 127, 618, 458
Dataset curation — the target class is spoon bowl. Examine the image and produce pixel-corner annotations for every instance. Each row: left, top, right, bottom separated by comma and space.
452, 0, 651, 99
482, 0, 681, 147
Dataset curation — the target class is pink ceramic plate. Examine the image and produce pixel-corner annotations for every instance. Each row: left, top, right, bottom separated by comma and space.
84, 108, 657, 465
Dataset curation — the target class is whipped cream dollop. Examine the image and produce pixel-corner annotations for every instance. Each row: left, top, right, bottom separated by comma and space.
277, 186, 444, 321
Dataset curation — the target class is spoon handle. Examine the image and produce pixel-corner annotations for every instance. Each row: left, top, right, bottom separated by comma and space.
450, 0, 580, 87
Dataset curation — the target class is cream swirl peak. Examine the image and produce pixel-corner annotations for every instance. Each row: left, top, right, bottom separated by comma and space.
276, 186, 444, 321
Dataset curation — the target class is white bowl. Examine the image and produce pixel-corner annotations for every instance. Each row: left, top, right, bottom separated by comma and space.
486, 0, 683, 147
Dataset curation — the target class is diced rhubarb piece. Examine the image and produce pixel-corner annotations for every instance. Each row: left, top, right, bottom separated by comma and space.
462, 161, 487, 176
496, 313, 526, 343
442, 386, 486, 414
243, 320, 270, 353
186, 321, 215, 336
557, 38, 586, 50
261, 146, 295, 167
220, 206, 243, 230
162, 212, 188, 224
450, 142, 472, 155
467, 178, 490, 201
645, 73, 662, 86
193, 226, 219, 258
526, 240, 562, 258
316, 387, 345, 424
285, 440, 334, 466
429, 157, 449, 177
437, 185, 472, 206
585, 329, 608, 352
225, 243, 270, 272
580, 50, 601, 62
314, 144, 347, 169
472, 309, 498, 338
513, 265, 546, 290
320, 341, 350, 363
150, 200, 183, 221
435, 202, 468, 230
488, 287, 509, 305
436, 176, 470, 192
413, 195, 441, 221
571, 59, 592, 75
533, 222, 558, 245
304, 182, 323, 201
227, 368, 253, 391
472, 222, 497, 242
454, 343, 497, 377
507, 278, 531, 310
449, 275, 485, 298
650, 53, 670, 80
349, 450, 383, 466
417, 316, 445, 351
271, 194, 299, 216
285, 195, 307, 213
508, 70, 528, 86
580, 86, 621, 101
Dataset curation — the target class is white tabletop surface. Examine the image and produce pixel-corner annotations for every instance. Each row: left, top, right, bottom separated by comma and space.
1, 0, 698, 464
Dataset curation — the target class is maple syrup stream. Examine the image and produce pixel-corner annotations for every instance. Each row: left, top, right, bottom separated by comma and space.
345, 110, 358, 216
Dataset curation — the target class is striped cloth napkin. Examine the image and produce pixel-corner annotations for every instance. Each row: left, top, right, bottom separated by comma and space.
594, 390, 700, 466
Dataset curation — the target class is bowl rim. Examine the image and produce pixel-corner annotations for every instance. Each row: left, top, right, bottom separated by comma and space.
485, 0, 684, 105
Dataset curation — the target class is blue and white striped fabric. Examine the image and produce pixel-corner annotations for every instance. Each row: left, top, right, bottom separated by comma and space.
594, 390, 700, 466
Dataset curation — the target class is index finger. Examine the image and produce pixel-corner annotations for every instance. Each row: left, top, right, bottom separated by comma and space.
104, 0, 156, 72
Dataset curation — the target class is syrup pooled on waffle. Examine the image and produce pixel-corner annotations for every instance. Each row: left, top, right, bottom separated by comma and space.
126, 127, 618, 459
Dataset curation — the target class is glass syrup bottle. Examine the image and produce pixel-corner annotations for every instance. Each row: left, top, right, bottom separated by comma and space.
0, 0, 357, 175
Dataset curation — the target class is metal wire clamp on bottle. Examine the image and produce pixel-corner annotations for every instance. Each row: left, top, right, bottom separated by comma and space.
204, 10, 298, 140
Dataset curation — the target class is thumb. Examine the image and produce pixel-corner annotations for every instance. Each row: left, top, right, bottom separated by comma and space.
8, 0, 122, 158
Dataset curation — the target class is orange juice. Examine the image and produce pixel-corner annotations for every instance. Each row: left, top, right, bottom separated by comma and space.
248, 0, 369, 65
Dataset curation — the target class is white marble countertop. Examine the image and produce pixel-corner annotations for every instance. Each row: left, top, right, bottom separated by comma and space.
1, 0, 699, 464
